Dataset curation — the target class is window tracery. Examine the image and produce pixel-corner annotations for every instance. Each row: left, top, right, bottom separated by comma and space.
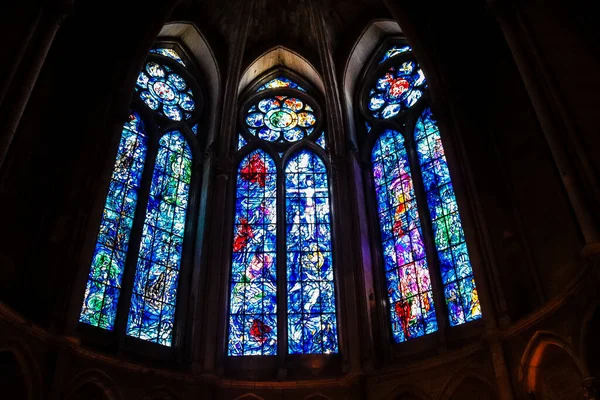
228, 74, 338, 356
80, 46, 203, 347
359, 41, 481, 343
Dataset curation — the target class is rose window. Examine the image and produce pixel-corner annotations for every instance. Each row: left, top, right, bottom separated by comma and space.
368, 60, 426, 120
244, 95, 317, 142
135, 61, 196, 121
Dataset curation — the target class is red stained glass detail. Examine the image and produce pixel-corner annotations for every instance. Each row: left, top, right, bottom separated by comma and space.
249, 319, 272, 344
240, 153, 267, 187
395, 301, 412, 339
233, 218, 254, 252
388, 79, 410, 99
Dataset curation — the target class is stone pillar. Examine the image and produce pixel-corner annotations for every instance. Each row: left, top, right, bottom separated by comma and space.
584, 377, 599, 400
308, 0, 362, 373
485, 0, 600, 248
202, 0, 254, 373
0, 0, 73, 170
0, 7, 42, 109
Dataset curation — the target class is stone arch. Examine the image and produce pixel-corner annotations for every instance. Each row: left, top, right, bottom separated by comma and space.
342, 19, 402, 144
519, 330, 587, 398
142, 385, 180, 400
232, 394, 265, 400
304, 394, 333, 400
157, 22, 221, 143
382, 384, 432, 400
438, 368, 497, 400
62, 369, 123, 400
581, 301, 600, 378
238, 46, 325, 95
0, 340, 43, 400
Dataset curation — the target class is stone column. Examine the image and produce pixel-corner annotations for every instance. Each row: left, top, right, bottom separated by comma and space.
0, 0, 73, 170
584, 377, 599, 400
201, 0, 254, 374
0, 7, 42, 109
485, 0, 600, 249
308, 0, 363, 373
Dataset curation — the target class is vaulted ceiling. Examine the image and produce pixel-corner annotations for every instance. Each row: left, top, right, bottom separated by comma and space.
170, 0, 391, 78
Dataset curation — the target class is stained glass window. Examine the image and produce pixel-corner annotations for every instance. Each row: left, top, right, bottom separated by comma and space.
230, 75, 338, 356
286, 151, 338, 354
80, 112, 147, 330
149, 48, 186, 66
227, 150, 278, 356
414, 109, 481, 325
372, 130, 437, 343
245, 96, 316, 143
368, 61, 425, 119
257, 76, 306, 92
81, 44, 202, 348
136, 61, 196, 121
126, 131, 192, 346
361, 42, 481, 343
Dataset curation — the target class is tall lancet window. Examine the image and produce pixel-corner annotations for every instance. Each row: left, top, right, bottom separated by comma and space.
359, 41, 482, 343
228, 73, 338, 356
79, 45, 205, 347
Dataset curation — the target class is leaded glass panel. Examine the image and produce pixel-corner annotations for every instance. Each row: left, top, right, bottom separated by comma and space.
126, 131, 192, 346
414, 109, 481, 326
228, 149, 278, 356
286, 151, 338, 354
257, 76, 306, 92
80, 112, 147, 330
372, 129, 438, 342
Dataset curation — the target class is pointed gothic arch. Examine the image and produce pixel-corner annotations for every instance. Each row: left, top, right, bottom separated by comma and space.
518, 331, 588, 392
226, 69, 339, 357
239, 46, 325, 96
0, 340, 42, 400
352, 36, 484, 345
63, 369, 123, 400
77, 33, 212, 351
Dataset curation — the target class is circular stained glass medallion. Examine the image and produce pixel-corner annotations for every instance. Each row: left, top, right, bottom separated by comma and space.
367, 58, 426, 120
244, 96, 316, 142
136, 60, 196, 121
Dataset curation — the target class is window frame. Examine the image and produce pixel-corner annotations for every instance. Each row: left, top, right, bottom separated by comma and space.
356, 38, 485, 356
75, 43, 208, 361
221, 69, 343, 376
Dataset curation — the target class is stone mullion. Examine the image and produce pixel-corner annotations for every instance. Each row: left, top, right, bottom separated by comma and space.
308, 0, 362, 373
202, 0, 254, 373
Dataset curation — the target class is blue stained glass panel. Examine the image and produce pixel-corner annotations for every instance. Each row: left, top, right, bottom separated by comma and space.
379, 45, 413, 64
257, 76, 306, 92
316, 132, 326, 150
126, 131, 192, 346
414, 109, 481, 326
80, 112, 148, 330
372, 129, 438, 343
286, 151, 338, 354
228, 150, 278, 356
150, 48, 186, 66
237, 134, 248, 151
